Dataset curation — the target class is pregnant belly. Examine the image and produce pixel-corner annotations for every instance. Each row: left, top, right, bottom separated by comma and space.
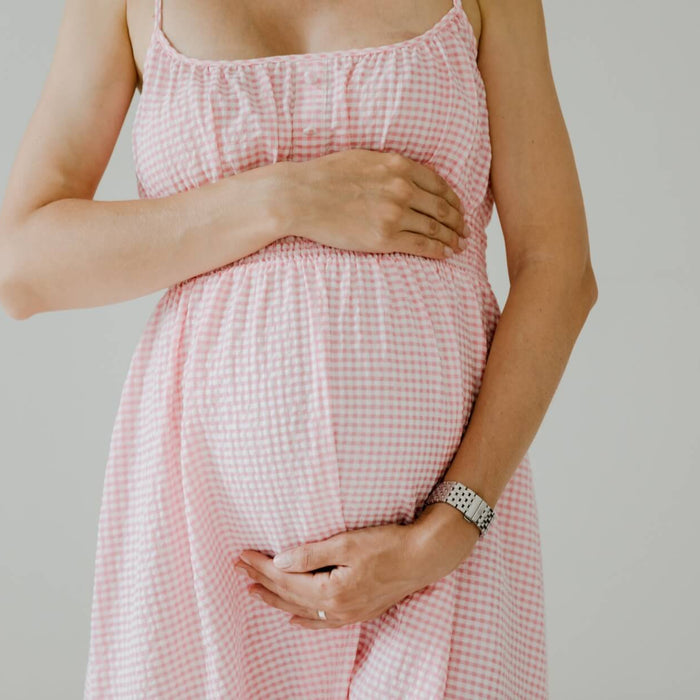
173, 239, 492, 554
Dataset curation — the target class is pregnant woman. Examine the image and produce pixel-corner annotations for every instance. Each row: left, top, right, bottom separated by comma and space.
0, 0, 597, 697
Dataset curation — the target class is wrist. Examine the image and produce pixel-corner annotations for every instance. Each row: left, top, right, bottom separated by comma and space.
407, 502, 481, 587
260, 160, 306, 242
233, 160, 300, 245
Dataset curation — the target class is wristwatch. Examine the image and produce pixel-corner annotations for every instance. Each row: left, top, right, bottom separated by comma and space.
423, 480, 496, 536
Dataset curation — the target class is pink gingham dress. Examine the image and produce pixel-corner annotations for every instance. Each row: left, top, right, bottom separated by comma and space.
83, 0, 548, 697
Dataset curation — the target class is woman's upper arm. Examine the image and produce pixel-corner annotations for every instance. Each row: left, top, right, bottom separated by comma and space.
0, 0, 137, 232
478, 0, 591, 279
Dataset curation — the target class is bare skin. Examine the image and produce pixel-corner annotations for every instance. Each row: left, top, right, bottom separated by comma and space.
0, 0, 598, 629
127, 0, 482, 92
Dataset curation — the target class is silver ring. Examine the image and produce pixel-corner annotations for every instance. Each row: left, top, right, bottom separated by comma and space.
317, 609, 327, 620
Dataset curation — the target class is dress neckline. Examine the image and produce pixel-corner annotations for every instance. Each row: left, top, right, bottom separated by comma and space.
151, 1, 476, 71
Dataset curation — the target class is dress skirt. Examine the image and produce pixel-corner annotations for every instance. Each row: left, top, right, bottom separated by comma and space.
83, 235, 548, 698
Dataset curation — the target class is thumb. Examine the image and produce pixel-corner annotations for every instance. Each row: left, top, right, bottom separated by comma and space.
273, 533, 348, 572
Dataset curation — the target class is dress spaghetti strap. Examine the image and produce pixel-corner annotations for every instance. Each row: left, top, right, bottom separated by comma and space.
154, 0, 162, 33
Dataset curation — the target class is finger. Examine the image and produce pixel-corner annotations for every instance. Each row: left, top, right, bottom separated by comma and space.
407, 159, 464, 218
236, 559, 312, 606
392, 229, 459, 260
248, 583, 316, 620
236, 559, 334, 609
271, 532, 351, 573
250, 582, 348, 627
399, 209, 466, 255
408, 185, 467, 240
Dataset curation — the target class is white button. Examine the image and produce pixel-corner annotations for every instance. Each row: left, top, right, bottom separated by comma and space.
303, 68, 321, 85
303, 126, 316, 135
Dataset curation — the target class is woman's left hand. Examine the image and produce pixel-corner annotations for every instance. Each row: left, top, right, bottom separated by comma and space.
234, 515, 479, 629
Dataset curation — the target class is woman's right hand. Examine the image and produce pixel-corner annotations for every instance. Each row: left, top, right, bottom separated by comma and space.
278, 149, 469, 260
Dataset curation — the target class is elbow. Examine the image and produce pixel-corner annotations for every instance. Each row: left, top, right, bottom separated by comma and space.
581, 262, 599, 310
0, 287, 35, 321
0, 233, 36, 321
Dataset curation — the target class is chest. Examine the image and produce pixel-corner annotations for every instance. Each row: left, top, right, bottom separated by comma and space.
130, 0, 482, 85
131, 0, 490, 214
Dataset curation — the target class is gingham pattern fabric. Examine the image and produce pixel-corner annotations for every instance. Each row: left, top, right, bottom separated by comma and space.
83, 0, 548, 697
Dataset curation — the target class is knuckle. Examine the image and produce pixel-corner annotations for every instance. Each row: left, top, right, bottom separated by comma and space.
415, 235, 428, 250
435, 172, 449, 195
379, 201, 403, 228
372, 227, 391, 252
436, 198, 450, 220
386, 152, 409, 172
428, 217, 439, 235
375, 226, 392, 247
388, 176, 413, 203
321, 580, 347, 609
317, 576, 334, 600
373, 225, 397, 253
299, 548, 313, 571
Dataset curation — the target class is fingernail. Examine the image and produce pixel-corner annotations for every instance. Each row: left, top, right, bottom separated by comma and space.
443, 246, 454, 257
458, 238, 468, 249
273, 553, 292, 569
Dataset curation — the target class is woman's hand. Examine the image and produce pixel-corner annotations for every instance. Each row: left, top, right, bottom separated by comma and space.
234, 512, 480, 629
278, 149, 470, 260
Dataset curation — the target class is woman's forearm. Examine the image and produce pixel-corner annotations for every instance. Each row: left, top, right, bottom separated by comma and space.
408, 260, 598, 574
0, 161, 294, 319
